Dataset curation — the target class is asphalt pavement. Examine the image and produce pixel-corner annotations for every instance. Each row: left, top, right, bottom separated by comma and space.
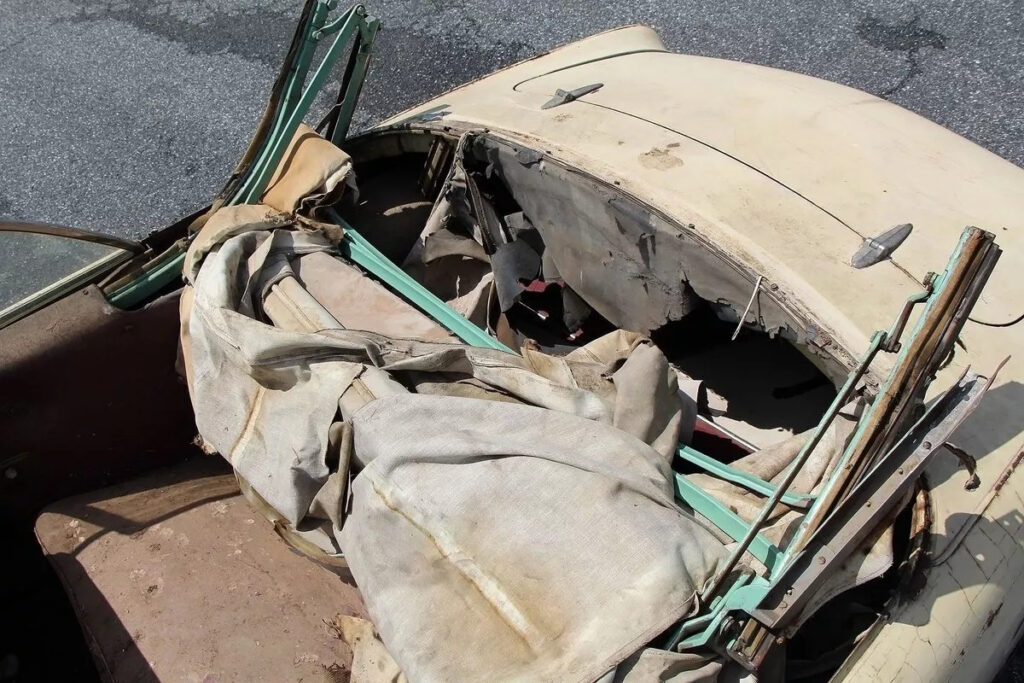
0, 0, 1022, 240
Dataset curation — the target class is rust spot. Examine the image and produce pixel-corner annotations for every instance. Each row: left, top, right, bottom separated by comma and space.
897, 484, 931, 599
993, 447, 1024, 495
322, 662, 349, 683
639, 147, 684, 170
983, 603, 1003, 630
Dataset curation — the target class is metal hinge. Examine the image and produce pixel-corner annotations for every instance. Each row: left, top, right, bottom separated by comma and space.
541, 83, 603, 109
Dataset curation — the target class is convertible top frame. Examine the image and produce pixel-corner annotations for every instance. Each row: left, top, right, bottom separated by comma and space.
331, 204, 999, 663
104, 1, 379, 309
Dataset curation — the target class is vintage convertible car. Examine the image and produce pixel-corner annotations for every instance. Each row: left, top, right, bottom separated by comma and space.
2, 3, 1023, 681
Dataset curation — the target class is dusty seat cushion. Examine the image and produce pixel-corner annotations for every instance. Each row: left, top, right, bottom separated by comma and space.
34, 458, 365, 683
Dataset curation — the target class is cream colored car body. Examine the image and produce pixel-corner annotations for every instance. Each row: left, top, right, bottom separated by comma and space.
371, 26, 1024, 682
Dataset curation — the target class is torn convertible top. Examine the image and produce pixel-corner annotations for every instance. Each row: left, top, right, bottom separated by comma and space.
180, 190, 730, 680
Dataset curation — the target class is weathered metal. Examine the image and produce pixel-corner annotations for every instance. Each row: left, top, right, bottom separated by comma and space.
325, 12, 380, 144
756, 371, 991, 633
790, 228, 1000, 554
232, 4, 370, 204
672, 474, 782, 571
699, 330, 886, 603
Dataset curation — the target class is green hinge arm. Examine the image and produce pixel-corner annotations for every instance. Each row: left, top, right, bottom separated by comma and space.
674, 475, 782, 571
677, 444, 815, 510
663, 573, 773, 651
700, 330, 887, 602
663, 573, 752, 650
327, 209, 513, 352
233, 3, 365, 205
233, 0, 335, 205
106, 248, 186, 309
328, 14, 379, 144
665, 331, 889, 654
779, 232, 978, 564
107, 3, 377, 308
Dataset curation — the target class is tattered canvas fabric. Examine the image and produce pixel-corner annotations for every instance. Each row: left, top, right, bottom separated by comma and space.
342, 393, 726, 682
181, 153, 728, 679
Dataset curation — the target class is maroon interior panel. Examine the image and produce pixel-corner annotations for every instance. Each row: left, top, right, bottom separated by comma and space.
0, 285, 197, 523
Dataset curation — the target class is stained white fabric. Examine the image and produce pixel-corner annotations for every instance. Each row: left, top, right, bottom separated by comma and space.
341, 394, 726, 683
185, 215, 696, 522
182, 207, 729, 681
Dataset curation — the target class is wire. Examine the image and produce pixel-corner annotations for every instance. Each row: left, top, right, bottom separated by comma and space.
969, 311, 1024, 328
731, 275, 763, 341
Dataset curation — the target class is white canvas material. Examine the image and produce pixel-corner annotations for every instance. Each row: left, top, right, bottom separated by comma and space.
182, 206, 729, 682
341, 393, 727, 682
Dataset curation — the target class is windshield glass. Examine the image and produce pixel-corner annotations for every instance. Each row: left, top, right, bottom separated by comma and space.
0, 231, 130, 323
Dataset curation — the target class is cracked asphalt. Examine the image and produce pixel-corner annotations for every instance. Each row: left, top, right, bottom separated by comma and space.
0, 0, 1022, 240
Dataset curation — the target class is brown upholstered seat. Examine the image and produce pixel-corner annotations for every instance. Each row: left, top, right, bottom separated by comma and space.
35, 458, 366, 682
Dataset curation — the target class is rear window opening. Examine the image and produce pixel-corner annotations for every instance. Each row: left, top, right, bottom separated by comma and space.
340, 130, 839, 452
654, 309, 837, 449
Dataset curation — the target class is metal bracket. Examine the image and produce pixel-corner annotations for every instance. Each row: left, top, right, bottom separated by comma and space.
880, 282, 933, 353
752, 372, 989, 633
541, 83, 603, 109
698, 330, 886, 603
667, 227, 999, 662
728, 619, 779, 672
